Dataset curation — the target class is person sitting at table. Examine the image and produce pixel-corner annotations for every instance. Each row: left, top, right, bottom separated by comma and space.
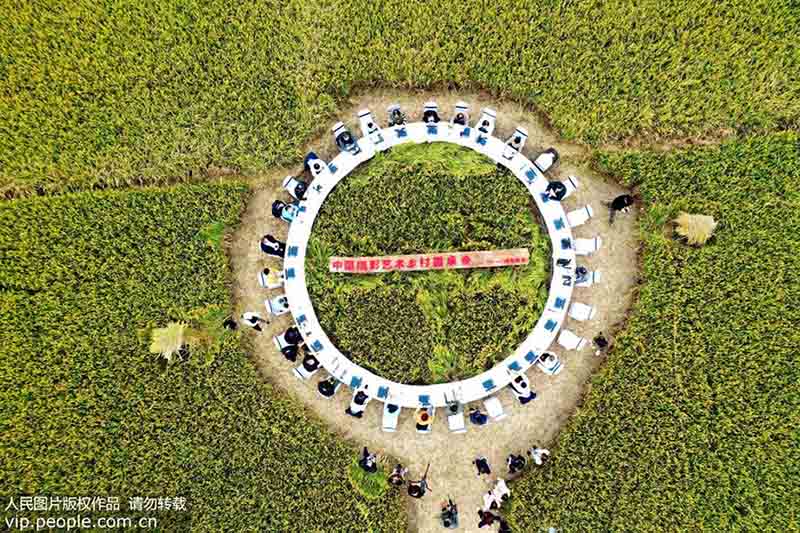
452, 112, 467, 126
468, 406, 489, 426
358, 446, 378, 474
345, 385, 370, 418
284, 326, 303, 345
388, 464, 408, 487
302, 352, 320, 373
473, 455, 491, 477
271, 200, 297, 223
260, 234, 286, 258
527, 446, 551, 466
317, 376, 338, 398
335, 127, 361, 155
478, 119, 492, 134
422, 107, 440, 123
544, 180, 567, 201
507, 453, 526, 474
281, 344, 298, 362
415, 407, 434, 431
510, 374, 537, 405
387, 104, 406, 127
575, 266, 590, 285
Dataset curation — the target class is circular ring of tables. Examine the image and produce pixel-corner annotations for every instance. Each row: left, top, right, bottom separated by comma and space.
281, 119, 576, 408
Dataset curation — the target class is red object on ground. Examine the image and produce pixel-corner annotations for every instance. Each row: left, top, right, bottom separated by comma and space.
329, 249, 529, 274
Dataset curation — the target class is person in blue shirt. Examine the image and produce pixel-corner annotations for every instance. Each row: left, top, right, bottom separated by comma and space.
469, 406, 488, 426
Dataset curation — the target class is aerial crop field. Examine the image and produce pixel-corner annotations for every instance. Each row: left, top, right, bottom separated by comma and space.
306, 143, 550, 384
0, 185, 406, 532
1, 0, 797, 196
1, 0, 799, 531
509, 133, 800, 531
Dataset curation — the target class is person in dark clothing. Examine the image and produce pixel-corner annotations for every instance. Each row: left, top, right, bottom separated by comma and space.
441, 498, 458, 529
422, 108, 440, 123
593, 332, 609, 356
477, 509, 497, 529
473, 456, 491, 477
507, 453, 526, 474
408, 464, 431, 498
453, 113, 467, 126
318, 376, 339, 398
605, 194, 635, 224
222, 317, 238, 331
284, 326, 303, 345
498, 518, 512, 533
303, 151, 320, 174
281, 344, 298, 362
575, 266, 590, 285
302, 352, 320, 373
260, 234, 286, 258
469, 407, 489, 426
387, 105, 406, 126
358, 446, 378, 473
544, 180, 567, 201
345, 385, 370, 418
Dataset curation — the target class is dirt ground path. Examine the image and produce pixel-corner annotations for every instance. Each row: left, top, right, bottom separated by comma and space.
228, 91, 641, 533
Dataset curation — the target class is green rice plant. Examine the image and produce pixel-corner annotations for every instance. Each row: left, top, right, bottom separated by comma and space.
0, 184, 406, 532
509, 133, 800, 532
306, 144, 550, 384
348, 457, 389, 501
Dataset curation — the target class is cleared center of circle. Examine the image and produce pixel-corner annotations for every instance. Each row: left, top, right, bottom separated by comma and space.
306, 143, 551, 385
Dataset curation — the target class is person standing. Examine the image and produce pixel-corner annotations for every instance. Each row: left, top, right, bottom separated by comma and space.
388, 464, 408, 487
473, 455, 492, 477
358, 447, 378, 474
605, 194, 635, 224
241, 312, 267, 332
528, 446, 551, 466
507, 453, 526, 474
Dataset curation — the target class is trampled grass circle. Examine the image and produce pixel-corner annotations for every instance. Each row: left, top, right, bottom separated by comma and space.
305, 143, 550, 385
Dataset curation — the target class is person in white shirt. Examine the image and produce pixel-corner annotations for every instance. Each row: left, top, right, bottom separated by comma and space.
527, 446, 551, 466
492, 478, 510, 505
241, 312, 267, 332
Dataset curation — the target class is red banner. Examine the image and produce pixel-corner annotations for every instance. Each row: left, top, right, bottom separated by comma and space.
329, 248, 529, 274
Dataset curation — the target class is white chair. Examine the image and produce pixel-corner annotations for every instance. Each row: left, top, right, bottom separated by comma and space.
281, 175, 307, 200
536, 352, 564, 376
358, 109, 386, 147
484, 397, 507, 421
561, 174, 580, 199
503, 127, 529, 158
450, 101, 470, 125
265, 294, 290, 316
576, 270, 601, 288
574, 237, 602, 256
446, 403, 467, 434
569, 302, 596, 322
382, 403, 401, 432
293, 364, 319, 380
475, 108, 497, 135
534, 148, 559, 173
307, 156, 329, 179
258, 269, 284, 289
558, 329, 587, 351
567, 205, 593, 228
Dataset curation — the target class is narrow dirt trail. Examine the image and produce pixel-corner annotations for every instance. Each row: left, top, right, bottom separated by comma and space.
228, 91, 641, 533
